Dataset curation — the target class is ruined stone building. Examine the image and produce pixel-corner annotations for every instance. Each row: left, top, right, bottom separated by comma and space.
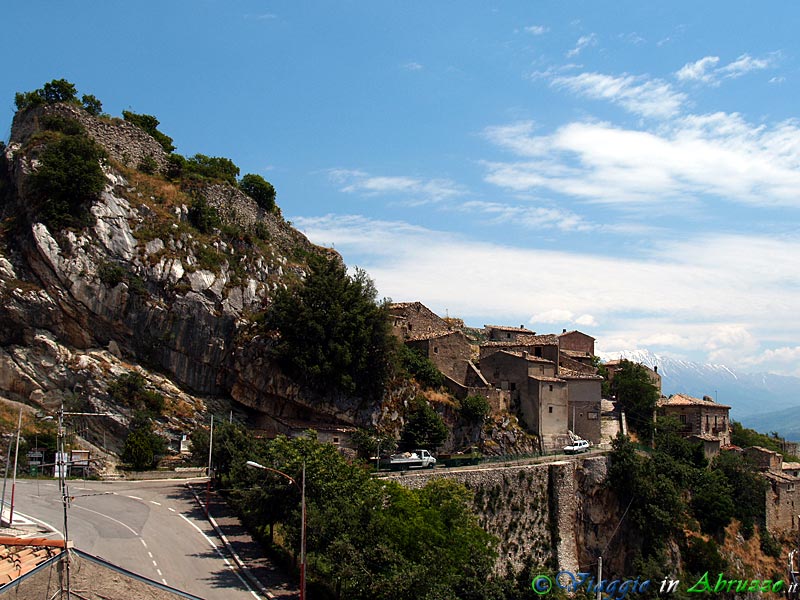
743, 446, 800, 534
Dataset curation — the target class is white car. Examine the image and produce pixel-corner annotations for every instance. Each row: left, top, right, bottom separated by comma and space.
563, 439, 590, 454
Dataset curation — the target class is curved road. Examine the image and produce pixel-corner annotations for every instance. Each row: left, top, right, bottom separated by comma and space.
13, 478, 261, 600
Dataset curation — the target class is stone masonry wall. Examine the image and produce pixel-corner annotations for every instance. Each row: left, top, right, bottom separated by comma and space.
385, 458, 595, 575
11, 104, 169, 172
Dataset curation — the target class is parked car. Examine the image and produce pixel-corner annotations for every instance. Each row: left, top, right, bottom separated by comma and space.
563, 439, 590, 454
380, 449, 437, 470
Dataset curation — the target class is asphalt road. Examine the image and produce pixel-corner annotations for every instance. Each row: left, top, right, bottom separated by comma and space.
12, 478, 261, 600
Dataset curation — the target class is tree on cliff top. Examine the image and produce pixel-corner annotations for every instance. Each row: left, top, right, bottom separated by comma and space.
266, 253, 394, 401
609, 360, 659, 440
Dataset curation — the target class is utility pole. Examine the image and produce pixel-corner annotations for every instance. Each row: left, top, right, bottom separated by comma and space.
0, 414, 15, 524
8, 408, 23, 525
205, 415, 214, 517
596, 556, 602, 600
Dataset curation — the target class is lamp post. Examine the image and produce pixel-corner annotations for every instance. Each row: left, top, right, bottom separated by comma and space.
246, 459, 306, 600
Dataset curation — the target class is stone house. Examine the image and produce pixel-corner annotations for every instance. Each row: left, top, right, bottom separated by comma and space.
657, 393, 731, 452
558, 330, 596, 367
485, 324, 536, 342
389, 302, 451, 341
480, 350, 570, 452
741, 449, 800, 534
405, 329, 474, 386
256, 414, 356, 448
479, 334, 560, 365
560, 369, 604, 445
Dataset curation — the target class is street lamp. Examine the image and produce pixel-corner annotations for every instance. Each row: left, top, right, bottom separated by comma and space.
246, 460, 306, 600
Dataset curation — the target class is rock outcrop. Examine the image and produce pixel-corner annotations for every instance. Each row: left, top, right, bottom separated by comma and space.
0, 102, 379, 448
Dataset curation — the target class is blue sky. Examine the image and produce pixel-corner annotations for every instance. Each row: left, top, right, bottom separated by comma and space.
4, 2, 800, 375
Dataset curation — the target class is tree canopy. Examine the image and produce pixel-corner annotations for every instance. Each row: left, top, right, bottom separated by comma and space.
265, 253, 394, 400
609, 360, 659, 439
239, 173, 277, 213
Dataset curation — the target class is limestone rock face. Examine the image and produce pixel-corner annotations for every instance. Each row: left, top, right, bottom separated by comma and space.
0, 102, 367, 446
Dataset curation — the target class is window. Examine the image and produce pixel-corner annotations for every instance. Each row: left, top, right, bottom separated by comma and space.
333, 437, 339, 444
549, 384, 553, 391
679, 414, 686, 423
408, 323, 413, 331
507, 332, 511, 339
509, 382, 516, 391
548, 406, 553, 413
433, 346, 439, 354
535, 347, 542, 357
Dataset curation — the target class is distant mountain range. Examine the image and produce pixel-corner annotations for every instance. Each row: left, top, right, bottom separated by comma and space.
598, 350, 800, 440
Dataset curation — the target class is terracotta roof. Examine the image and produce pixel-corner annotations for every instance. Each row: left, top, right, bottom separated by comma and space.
688, 433, 722, 443
484, 324, 535, 333
529, 375, 565, 383
481, 334, 558, 347
0, 538, 64, 586
406, 330, 456, 342
765, 471, 797, 484
657, 393, 731, 409
560, 349, 592, 358
493, 350, 555, 364
558, 368, 603, 380
782, 462, 800, 471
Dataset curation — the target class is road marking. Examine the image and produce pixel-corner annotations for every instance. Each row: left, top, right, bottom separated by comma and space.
179, 514, 259, 599
149, 501, 161, 506
152, 560, 158, 567
157, 569, 162, 576
15, 511, 60, 536
140, 539, 148, 548
168, 507, 176, 512
126, 495, 143, 500
162, 578, 168, 585
73, 505, 139, 536
148, 552, 153, 559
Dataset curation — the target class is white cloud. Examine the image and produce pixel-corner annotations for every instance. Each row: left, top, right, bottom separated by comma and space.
770, 76, 786, 84
458, 200, 594, 232
675, 56, 720, 83
291, 214, 800, 373
482, 113, 800, 208
327, 169, 464, 204
552, 72, 686, 118
402, 62, 424, 71
719, 53, 772, 78
566, 34, 597, 58
676, 53, 776, 86
525, 25, 548, 35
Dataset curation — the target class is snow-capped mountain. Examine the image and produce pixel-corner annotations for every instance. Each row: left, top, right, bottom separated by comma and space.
598, 350, 800, 439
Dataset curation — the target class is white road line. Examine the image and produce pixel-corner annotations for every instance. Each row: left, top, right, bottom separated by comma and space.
149, 501, 161, 506
15, 511, 61, 536
168, 507, 176, 512
162, 579, 168, 585
152, 560, 158, 567
179, 514, 259, 599
126, 495, 143, 500
140, 539, 148, 548
157, 569, 162, 576
148, 551, 153, 558
73, 505, 139, 536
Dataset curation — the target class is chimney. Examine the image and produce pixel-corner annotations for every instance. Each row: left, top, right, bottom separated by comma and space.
562, 328, 567, 333
654, 365, 658, 373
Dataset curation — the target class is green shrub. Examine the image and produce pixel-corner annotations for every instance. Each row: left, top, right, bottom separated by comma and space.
81, 94, 103, 116
398, 344, 445, 389
122, 413, 167, 470
28, 134, 107, 230
459, 394, 491, 423
98, 262, 127, 287
40, 115, 85, 136
138, 154, 158, 174
166, 153, 186, 180
15, 79, 78, 111
184, 153, 239, 185
401, 396, 448, 450
108, 372, 165, 414
188, 197, 221, 233
239, 173, 277, 212
122, 110, 175, 153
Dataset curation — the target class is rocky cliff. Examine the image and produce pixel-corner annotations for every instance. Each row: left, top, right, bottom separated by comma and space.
0, 101, 384, 454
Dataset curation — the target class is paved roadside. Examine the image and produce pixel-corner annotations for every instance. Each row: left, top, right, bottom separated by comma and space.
188, 483, 300, 599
